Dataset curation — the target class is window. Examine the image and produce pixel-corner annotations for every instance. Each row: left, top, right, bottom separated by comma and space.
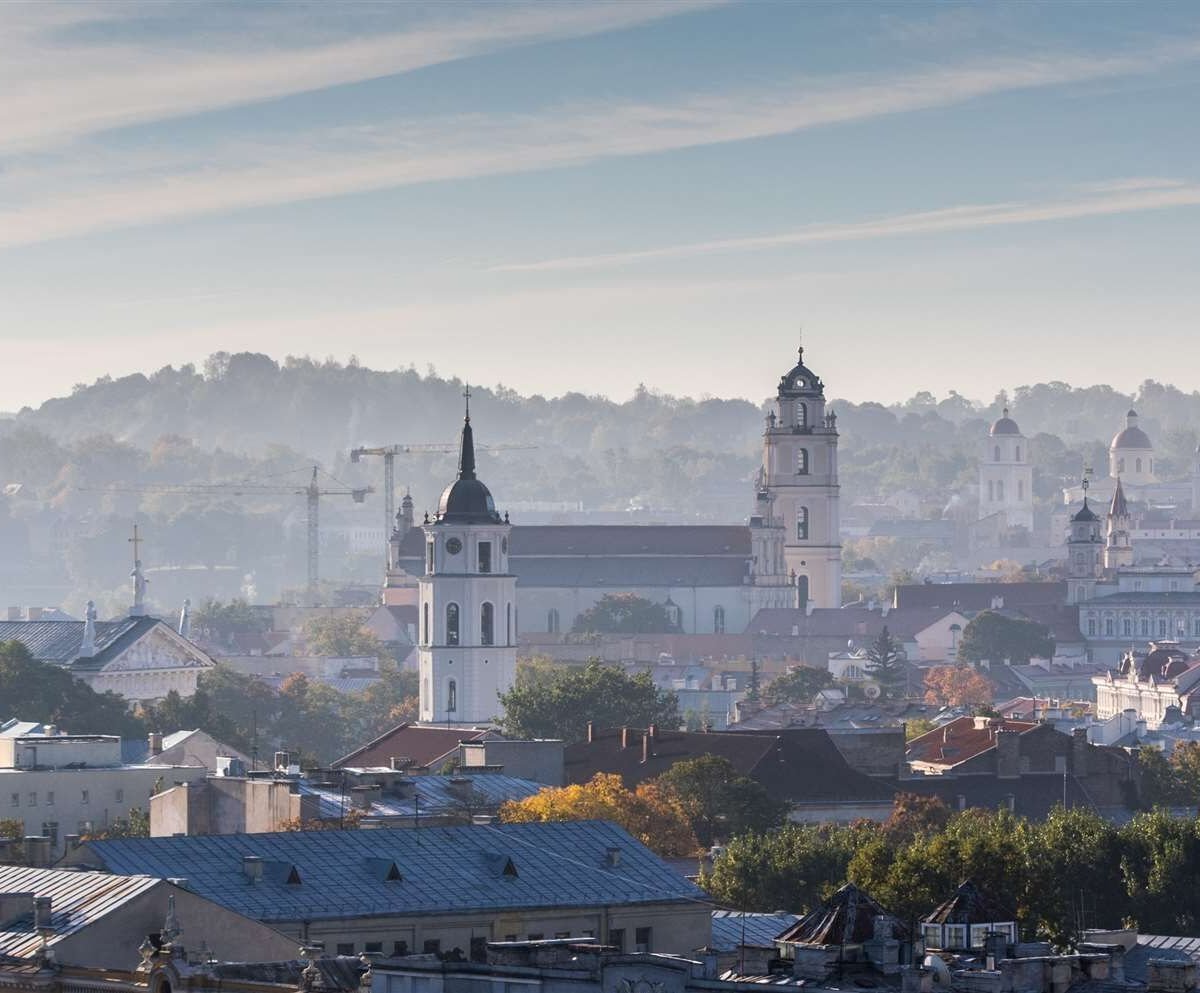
1105, 618, 1114, 637
994, 445, 1001, 462
447, 679, 457, 714
1141, 618, 1149, 636
1018, 481, 1024, 500
635, 927, 653, 953
548, 608, 560, 634
392, 941, 409, 956
481, 602, 494, 646
554, 931, 570, 939
797, 449, 809, 474
423, 939, 441, 954
81, 790, 89, 805
446, 603, 460, 645
1194, 618, 1200, 637
526, 934, 543, 942
364, 943, 382, 954
797, 575, 809, 608
796, 506, 809, 541
336, 944, 355, 956
922, 924, 942, 949
1087, 619, 1096, 636
470, 937, 488, 962
46, 792, 53, 806
1124, 619, 1133, 637
115, 789, 124, 803
987, 480, 994, 501
1118, 458, 1126, 473
478, 541, 492, 573
426, 541, 435, 574
1136, 458, 1143, 474
608, 930, 625, 952
1015, 446, 1021, 462
797, 403, 807, 428
27, 792, 36, 807
945, 925, 967, 950
1159, 618, 1168, 637
41, 822, 58, 847
996, 480, 1004, 501
9, 793, 17, 808
713, 606, 725, 634
423, 603, 430, 645
506, 603, 512, 644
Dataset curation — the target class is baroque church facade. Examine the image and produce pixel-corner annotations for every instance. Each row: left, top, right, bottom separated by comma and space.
387, 347, 842, 643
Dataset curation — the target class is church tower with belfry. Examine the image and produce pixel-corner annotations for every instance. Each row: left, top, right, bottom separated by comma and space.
417, 390, 517, 725
761, 345, 842, 609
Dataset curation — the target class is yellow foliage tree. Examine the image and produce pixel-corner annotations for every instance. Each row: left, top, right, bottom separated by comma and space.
499, 773, 698, 856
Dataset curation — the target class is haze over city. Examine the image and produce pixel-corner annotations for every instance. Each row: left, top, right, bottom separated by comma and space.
3, 1, 1200, 409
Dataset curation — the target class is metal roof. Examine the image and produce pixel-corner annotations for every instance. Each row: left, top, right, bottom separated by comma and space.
78, 821, 705, 922
0, 866, 160, 960
711, 911, 798, 952
0, 616, 211, 673
301, 773, 542, 820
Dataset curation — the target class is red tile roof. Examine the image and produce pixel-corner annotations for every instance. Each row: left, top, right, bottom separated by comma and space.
906, 716, 1037, 768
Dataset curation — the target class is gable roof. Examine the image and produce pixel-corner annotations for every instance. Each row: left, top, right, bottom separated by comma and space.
73, 821, 703, 922
565, 726, 894, 803
332, 722, 491, 770
0, 616, 214, 673
0, 865, 160, 960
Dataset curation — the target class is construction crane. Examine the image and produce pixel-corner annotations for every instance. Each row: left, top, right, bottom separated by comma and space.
80, 466, 372, 606
350, 441, 535, 561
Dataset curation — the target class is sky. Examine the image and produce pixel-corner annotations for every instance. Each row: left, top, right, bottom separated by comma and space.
2, 0, 1199, 411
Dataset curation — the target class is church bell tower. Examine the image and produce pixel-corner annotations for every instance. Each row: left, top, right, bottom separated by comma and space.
762, 346, 842, 609
417, 393, 517, 725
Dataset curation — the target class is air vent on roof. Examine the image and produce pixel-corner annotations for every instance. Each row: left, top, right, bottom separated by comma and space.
364, 857, 403, 882
484, 852, 518, 878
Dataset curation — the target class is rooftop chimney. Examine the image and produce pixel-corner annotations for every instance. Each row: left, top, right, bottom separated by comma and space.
620, 727, 630, 749
242, 855, 264, 883
34, 896, 52, 931
586, 722, 594, 743
148, 732, 163, 757
605, 847, 622, 868
641, 732, 650, 764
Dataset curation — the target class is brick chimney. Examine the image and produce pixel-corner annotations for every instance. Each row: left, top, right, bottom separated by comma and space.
1072, 727, 1090, 774
995, 728, 1021, 779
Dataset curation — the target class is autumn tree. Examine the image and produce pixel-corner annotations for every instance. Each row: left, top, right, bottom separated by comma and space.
499, 773, 697, 856
498, 658, 679, 743
865, 626, 907, 699
303, 610, 382, 657
957, 611, 1055, 666
571, 593, 679, 634
761, 665, 833, 706
883, 792, 951, 843
923, 665, 995, 709
655, 755, 786, 847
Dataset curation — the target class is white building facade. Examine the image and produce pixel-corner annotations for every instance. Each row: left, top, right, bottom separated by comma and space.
978, 409, 1033, 534
417, 406, 517, 725
762, 347, 842, 609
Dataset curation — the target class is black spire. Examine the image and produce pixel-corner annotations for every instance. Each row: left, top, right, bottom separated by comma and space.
458, 385, 476, 480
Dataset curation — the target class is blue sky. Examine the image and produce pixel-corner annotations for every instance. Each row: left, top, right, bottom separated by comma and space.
2, 1, 1199, 411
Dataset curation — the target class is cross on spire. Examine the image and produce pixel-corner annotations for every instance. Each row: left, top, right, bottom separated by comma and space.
129, 523, 143, 562
463, 383, 472, 421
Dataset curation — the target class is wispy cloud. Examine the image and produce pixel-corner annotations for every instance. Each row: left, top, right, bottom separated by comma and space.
0, 1, 725, 154
490, 181, 1200, 271
2, 34, 1200, 249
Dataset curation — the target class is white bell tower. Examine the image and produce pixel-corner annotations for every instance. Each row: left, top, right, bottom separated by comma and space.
762, 346, 842, 609
417, 392, 517, 726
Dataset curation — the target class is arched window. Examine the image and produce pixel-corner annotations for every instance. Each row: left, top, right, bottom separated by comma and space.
988, 481, 994, 502
994, 445, 1001, 462
797, 449, 809, 474
1150, 458, 1154, 474
506, 603, 512, 644
447, 679, 457, 713
446, 603, 460, 646
797, 574, 809, 607
713, 606, 725, 634
422, 602, 430, 645
796, 507, 809, 541
950, 623, 962, 649
1136, 458, 1143, 474
1017, 481, 1024, 500
1123, 618, 1132, 637
1118, 458, 1126, 473
1015, 446, 1021, 462
1105, 618, 1114, 636
996, 480, 1004, 501
797, 403, 808, 428
481, 602, 494, 646
548, 608, 560, 634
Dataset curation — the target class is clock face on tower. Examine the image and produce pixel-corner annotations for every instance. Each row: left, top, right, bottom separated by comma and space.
446, 537, 462, 555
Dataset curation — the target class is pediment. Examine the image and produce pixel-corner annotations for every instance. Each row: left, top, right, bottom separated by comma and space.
98, 624, 216, 673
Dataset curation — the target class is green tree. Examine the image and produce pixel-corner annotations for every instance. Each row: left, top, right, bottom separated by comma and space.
303, 611, 382, 657
571, 593, 679, 634
1169, 741, 1200, 804
761, 665, 833, 706
1137, 748, 1185, 808
1119, 810, 1200, 933
865, 626, 907, 699
655, 755, 786, 847
498, 658, 679, 742
191, 598, 269, 645
957, 611, 1055, 665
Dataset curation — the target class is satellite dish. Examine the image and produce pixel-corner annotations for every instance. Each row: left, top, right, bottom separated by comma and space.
864, 683, 881, 700
924, 955, 952, 988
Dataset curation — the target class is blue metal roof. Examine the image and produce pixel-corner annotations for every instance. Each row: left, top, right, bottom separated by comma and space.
79, 821, 705, 922
711, 911, 798, 952
302, 773, 542, 820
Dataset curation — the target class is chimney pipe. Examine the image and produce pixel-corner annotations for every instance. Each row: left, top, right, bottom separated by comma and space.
620, 727, 630, 749
242, 855, 264, 883
34, 896, 52, 930
148, 732, 163, 757
641, 732, 650, 764
587, 722, 594, 743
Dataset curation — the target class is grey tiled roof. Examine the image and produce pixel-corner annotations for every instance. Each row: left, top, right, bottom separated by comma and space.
0, 866, 160, 959
0, 616, 204, 673
77, 821, 705, 922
